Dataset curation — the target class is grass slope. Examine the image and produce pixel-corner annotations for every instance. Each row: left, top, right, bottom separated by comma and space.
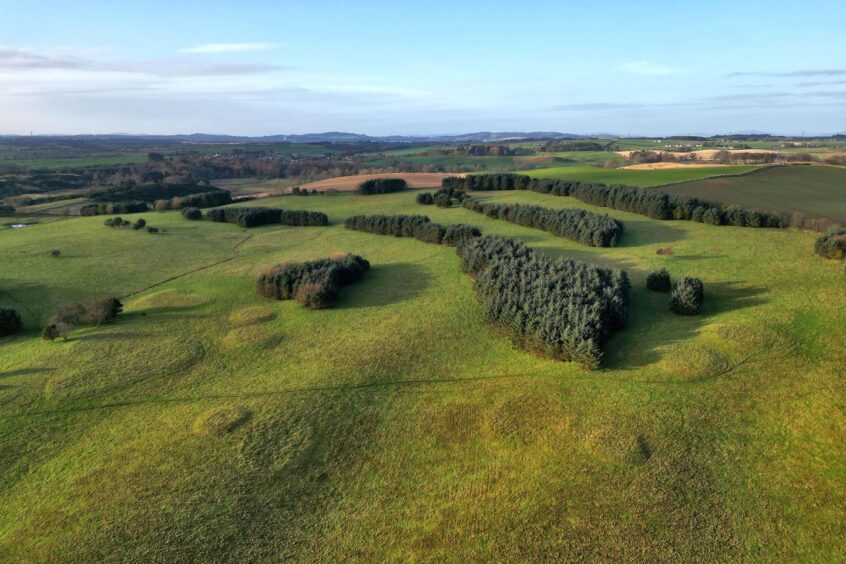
523, 164, 759, 186
660, 165, 846, 224
0, 192, 844, 560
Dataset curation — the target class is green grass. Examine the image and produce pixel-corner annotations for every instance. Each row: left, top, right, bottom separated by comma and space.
523, 164, 760, 186
660, 165, 846, 224
0, 191, 844, 560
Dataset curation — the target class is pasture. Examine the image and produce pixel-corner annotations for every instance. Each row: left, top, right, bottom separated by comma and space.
0, 189, 843, 560
660, 165, 846, 225
523, 164, 759, 186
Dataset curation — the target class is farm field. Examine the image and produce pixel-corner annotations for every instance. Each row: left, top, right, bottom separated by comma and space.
1, 190, 844, 560
660, 165, 846, 225
301, 172, 454, 191
523, 164, 759, 186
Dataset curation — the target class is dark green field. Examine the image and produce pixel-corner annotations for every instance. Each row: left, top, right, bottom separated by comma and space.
661, 165, 846, 225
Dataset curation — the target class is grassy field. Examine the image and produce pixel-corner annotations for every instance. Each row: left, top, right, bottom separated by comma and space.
523, 164, 759, 186
0, 189, 843, 560
661, 165, 846, 224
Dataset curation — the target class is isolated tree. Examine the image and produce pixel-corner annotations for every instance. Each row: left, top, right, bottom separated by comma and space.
646, 269, 671, 292
670, 276, 704, 315
0, 308, 22, 337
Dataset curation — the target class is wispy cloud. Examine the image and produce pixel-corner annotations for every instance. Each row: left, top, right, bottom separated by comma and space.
728, 69, 846, 78
796, 79, 846, 87
0, 47, 282, 77
619, 61, 677, 76
179, 43, 277, 54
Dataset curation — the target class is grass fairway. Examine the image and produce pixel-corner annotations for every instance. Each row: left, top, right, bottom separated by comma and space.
524, 164, 759, 186
0, 191, 844, 560
661, 165, 846, 224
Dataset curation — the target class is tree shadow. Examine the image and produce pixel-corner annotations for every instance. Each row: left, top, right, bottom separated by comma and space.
0, 367, 56, 378
535, 245, 639, 272
616, 218, 688, 247
339, 263, 433, 309
602, 278, 770, 370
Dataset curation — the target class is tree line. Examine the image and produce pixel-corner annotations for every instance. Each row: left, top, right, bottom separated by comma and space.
344, 214, 481, 246
153, 191, 232, 211
80, 200, 148, 215
456, 235, 630, 369
204, 206, 329, 228
462, 199, 623, 247
256, 254, 370, 309
442, 173, 799, 229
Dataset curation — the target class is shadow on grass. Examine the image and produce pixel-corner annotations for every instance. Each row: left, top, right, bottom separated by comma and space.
339, 263, 433, 309
0, 367, 56, 378
616, 218, 688, 247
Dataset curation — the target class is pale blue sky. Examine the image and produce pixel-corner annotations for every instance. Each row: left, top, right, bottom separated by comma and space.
1, 0, 844, 135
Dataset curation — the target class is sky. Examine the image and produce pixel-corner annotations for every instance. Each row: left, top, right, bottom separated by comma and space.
0, 0, 844, 136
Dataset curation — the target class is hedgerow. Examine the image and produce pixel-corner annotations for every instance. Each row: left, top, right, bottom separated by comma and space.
814, 229, 846, 259
357, 178, 408, 195
457, 235, 630, 369
256, 254, 370, 309
344, 214, 481, 246
462, 199, 623, 247
670, 276, 704, 315
442, 174, 791, 229
204, 206, 329, 228
80, 200, 148, 216
0, 308, 22, 337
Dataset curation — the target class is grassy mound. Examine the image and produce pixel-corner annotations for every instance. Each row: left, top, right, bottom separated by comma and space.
192, 406, 252, 437
227, 306, 277, 326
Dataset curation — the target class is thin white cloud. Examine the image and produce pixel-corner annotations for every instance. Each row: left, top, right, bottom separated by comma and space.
619, 61, 677, 77
178, 43, 277, 54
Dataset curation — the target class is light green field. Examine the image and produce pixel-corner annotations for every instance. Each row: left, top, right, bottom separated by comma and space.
524, 164, 760, 186
0, 191, 844, 560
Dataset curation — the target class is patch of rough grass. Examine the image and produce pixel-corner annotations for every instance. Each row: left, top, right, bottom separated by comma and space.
658, 341, 729, 381
132, 290, 211, 311
429, 402, 482, 445
193, 405, 252, 437
44, 331, 204, 400
583, 426, 654, 467
227, 306, 277, 326
221, 326, 284, 350
491, 392, 567, 444
239, 411, 315, 475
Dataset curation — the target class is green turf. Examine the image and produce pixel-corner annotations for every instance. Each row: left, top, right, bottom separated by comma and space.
660, 165, 846, 225
523, 164, 760, 186
0, 191, 844, 560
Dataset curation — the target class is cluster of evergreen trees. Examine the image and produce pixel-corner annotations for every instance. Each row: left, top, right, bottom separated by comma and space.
416, 186, 469, 207
670, 277, 705, 315
456, 235, 630, 369
154, 191, 232, 211
357, 178, 408, 195
182, 207, 202, 220
441, 174, 790, 228
344, 214, 481, 246
256, 254, 370, 309
80, 200, 148, 216
204, 206, 329, 228
0, 308, 22, 337
814, 229, 846, 260
463, 199, 623, 247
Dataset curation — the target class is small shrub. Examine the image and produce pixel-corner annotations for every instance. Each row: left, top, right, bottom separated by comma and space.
147, 226, 159, 233
132, 218, 147, 230
646, 269, 672, 292
814, 229, 846, 260
182, 207, 202, 220
42, 324, 60, 341
104, 217, 130, 228
670, 276, 704, 315
50, 249, 61, 257
0, 308, 22, 337
416, 192, 434, 205
656, 247, 673, 256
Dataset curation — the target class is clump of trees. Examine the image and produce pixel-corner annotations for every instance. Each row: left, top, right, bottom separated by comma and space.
670, 277, 704, 315
81, 200, 148, 216
0, 204, 15, 214
181, 207, 202, 220
416, 192, 434, 205
104, 217, 154, 231
433, 186, 469, 208
646, 269, 672, 292
357, 178, 408, 195
344, 214, 481, 246
441, 174, 795, 229
204, 206, 329, 228
456, 235, 630, 369
814, 229, 846, 260
256, 254, 370, 309
154, 191, 232, 211
0, 308, 22, 337
42, 297, 124, 341
462, 199, 623, 247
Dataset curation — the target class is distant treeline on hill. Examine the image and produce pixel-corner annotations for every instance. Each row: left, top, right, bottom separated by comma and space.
344, 214, 481, 246
463, 199, 623, 247
443, 173, 803, 229
154, 191, 232, 210
421, 144, 533, 157
457, 235, 629, 369
205, 206, 329, 228
91, 183, 227, 203
538, 141, 606, 152
80, 200, 148, 215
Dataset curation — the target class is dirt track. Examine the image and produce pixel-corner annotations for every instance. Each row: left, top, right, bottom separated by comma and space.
301, 173, 457, 192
